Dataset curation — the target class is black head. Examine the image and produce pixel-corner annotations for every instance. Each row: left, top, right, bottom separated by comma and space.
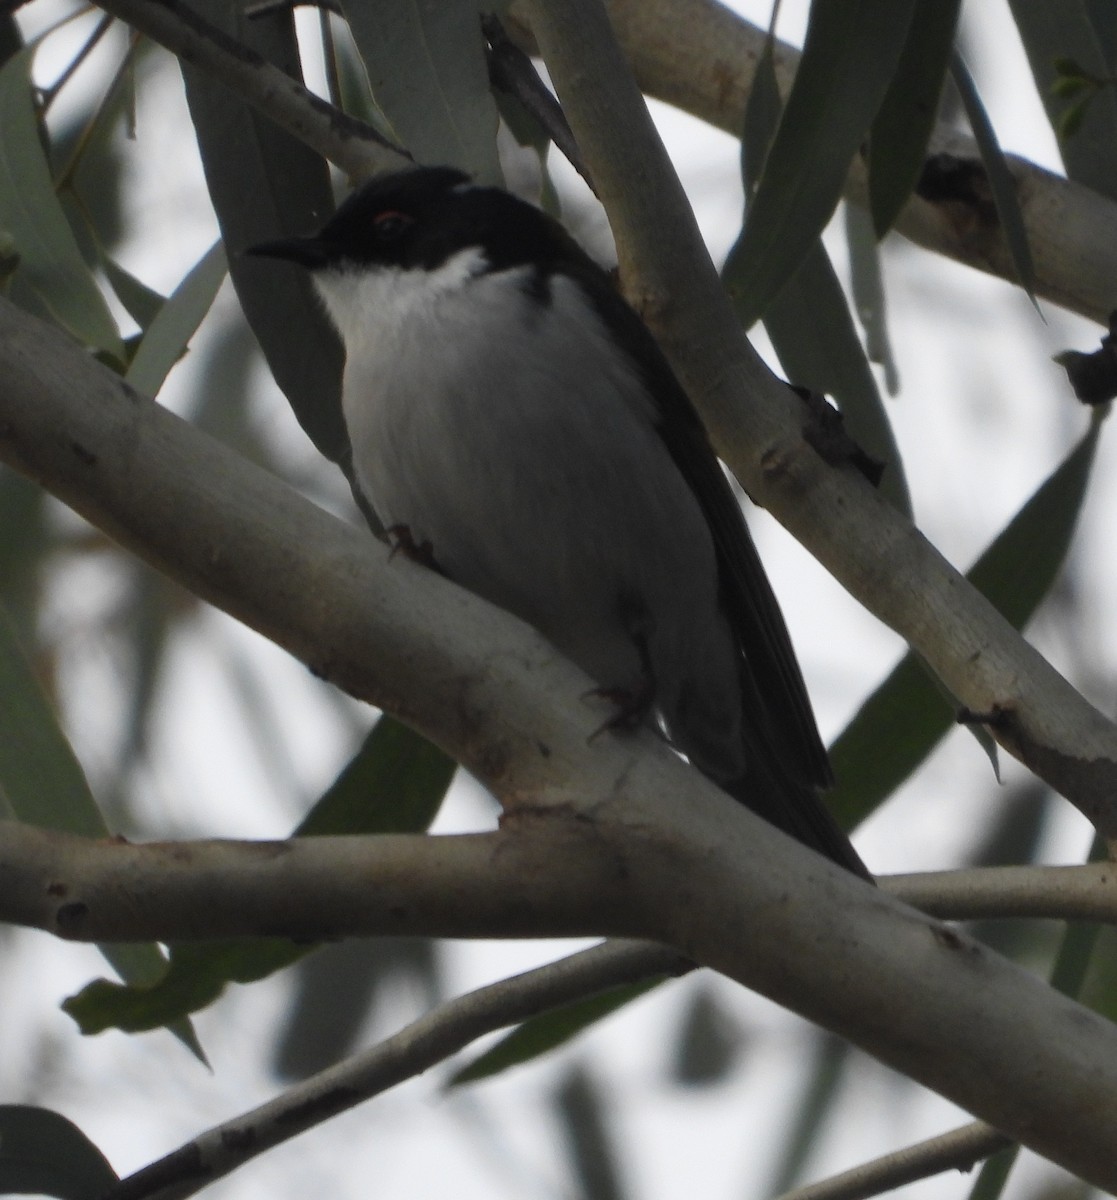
246, 166, 590, 277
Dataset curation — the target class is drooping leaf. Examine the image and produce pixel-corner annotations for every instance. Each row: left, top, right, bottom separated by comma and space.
725, 0, 917, 328
731, 31, 909, 514
295, 716, 455, 837
758, 236, 910, 514
553, 1066, 629, 1200
868, 0, 962, 236
845, 202, 899, 395
124, 240, 227, 398
450, 978, 661, 1085
64, 719, 455, 1033
830, 412, 1103, 829
0, 1106, 118, 1200
339, 0, 502, 183
0, 602, 111, 839
0, 605, 202, 1055
0, 45, 124, 361
949, 53, 1038, 307
181, 0, 347, 465
101, 254, 164, 330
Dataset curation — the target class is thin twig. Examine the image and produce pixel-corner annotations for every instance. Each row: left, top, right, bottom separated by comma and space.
93, 0, 408, 178
776, 1121, 1012, 1200
102, 941, 690, 1200
40, 11, 115, 111
885, 862, 1117, 922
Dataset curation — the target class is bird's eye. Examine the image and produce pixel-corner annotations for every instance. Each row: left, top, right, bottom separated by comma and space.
372, 210, 413, 239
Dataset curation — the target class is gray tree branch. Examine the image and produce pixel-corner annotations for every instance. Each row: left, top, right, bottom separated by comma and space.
777, 1121, 1011, 1200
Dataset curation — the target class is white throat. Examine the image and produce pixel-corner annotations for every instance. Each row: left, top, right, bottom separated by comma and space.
310, 246, 489, 351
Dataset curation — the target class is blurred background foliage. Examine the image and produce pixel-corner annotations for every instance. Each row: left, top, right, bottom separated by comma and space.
0, 1, 1115, 1198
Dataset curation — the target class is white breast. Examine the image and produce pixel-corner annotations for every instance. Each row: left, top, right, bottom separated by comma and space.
314, 254, 748, 781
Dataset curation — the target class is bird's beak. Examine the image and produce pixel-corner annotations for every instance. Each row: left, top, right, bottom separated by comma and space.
243, 235, 332, 269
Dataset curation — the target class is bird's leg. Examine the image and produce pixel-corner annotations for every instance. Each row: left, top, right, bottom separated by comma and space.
587, 593, 658, 737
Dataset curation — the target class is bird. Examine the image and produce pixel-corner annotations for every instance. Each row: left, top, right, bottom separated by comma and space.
248, 165, 869, 879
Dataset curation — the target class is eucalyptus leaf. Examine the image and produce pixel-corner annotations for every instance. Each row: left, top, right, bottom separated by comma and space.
726, 0, 917, 328
125, 240, 227, 398
0, 45, 123, 361
339, 0, 502, 182
732, 33, 909, 513
450, 978, 661, 1085
950, 53, 1037, 307
868, 0, 961, 236
0, 1106, 118, 1200
1007, 0, 1117, 200
0, 605, 202, 1055
181, 0, 347, 464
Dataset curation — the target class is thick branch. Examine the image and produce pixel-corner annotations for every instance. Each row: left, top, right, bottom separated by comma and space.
520, 0, 1117, 840
0, 822, 647, 942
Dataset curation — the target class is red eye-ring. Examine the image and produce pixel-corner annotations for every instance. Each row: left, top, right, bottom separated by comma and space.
372, 210, 413, 239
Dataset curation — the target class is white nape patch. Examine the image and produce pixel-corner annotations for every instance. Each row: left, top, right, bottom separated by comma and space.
310, 246, 489, 350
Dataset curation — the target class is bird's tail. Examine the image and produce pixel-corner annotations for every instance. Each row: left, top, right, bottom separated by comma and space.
722, 755, 873, 882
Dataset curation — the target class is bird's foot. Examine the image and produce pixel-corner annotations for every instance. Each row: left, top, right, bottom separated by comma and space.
387, 524, 439, 570
586, 674, 656, 740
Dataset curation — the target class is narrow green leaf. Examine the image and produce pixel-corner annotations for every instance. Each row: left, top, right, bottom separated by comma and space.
296, 716, 456, 837
732, 33, 909, 514
831, 413, 1102, 828
125, 240, 227, 398
101, 254, 166, 331
0, 1106, 118, 1199
339, 0, 502, 183
949, 53, 1037, 307
64, 719, 455, 1034
0, 603, 108, 838
181, 0, 347, 465
845, 202, 900, 395
868, 0, 961, 236
726, 0, 917, 328
764, 1035, 852, 1195
0, 605, 202, 1054
760, 235, 910, 515
0, 45, 123, 361
450, 979, 662, 1086
1007, 0, 1117, 200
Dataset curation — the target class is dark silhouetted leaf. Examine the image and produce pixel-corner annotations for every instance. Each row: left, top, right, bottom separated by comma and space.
339, 0, 502, 182
1008, 0, 1117, 200
0, 46, 123, 361
950, 53, 1037, 306
0, 1106, 118, 1199
726, 0, 917, 328
451, 978, 661, 1085
868, 0, 961, 236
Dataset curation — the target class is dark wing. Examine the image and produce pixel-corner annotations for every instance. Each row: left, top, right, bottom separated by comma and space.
571, 265, 832, 792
